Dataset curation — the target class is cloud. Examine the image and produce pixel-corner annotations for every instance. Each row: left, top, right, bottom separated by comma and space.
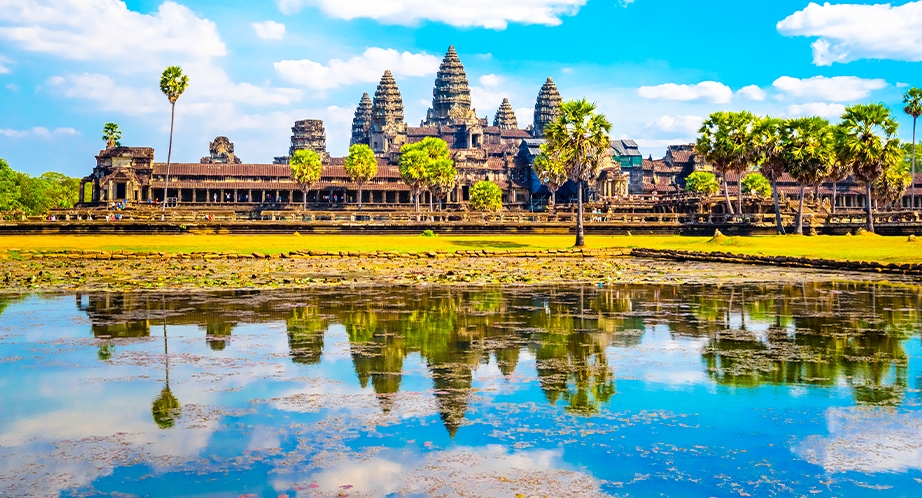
470, 87, 511, 116
0, 127, 79, 138
275, 0, 587, 29
785, 102, 846, 118
637, 81, 733, 104
645, 115, 704, 136
777, 1, 922, 65
252, 20, 286, 40
479, 74, 502, 87
274, 47, 440, 90
736, 85, 767, 101
0, 54, 12, 74
46, 74, 162, 115
772, 76, 886, 102
0, 0, 226, 72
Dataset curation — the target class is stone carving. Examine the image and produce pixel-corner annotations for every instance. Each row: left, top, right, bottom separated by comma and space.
424, 46, 472, 127
533, 77, 562, 138
350, 93, 373, 146
201, 136, 242, 164
493, 98, 518, 130
370, 70, 407, 154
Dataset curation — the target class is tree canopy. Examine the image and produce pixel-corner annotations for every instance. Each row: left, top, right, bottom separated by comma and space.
0, 158, 80, 215
742, 173, 771, 198
782, 117, 836, 234
344, 144, 378, 210
684, 171, 719, 196
289, 149, 323, 209
533, 143, 568, 206
102, 122, 121, 148
399, 137, 452, 212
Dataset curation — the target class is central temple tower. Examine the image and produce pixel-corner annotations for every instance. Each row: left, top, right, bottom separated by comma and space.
423, 46, 472, 127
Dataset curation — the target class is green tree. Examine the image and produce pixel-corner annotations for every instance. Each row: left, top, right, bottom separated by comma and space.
399, 137, 451, 212
753, 117, 787, 233
698, 112, 737, 214
723, 111, 760, 214
102, 122, 121, 148
344, 143, 378, 211
903, 87, 922, 209
533, 144, 568, 208
828, 128, 852, 215
684, 171, 719, 195
741, 172, 771, 198
289, 149, 323, 210
782, 117, 835, 235
425, 158, 457, 211
836, 103, 903, 233
469, 180, 502, 212
0, 158, 22, 212
159, 66, 189, 209
543, 99, 612, 247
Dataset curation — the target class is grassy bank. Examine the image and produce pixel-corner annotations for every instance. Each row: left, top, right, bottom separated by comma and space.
0, 233, 918, 264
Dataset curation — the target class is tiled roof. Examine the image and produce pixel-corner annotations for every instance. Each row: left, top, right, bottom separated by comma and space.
669, 150, 695, 163
500, 129, 531, 139
407, 127, 439, 137
153, 163, 292, 177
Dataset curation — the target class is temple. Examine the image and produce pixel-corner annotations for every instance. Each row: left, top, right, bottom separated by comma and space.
77, 45, 922, 211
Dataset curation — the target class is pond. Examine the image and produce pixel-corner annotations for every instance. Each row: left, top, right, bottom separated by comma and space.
1, 283, 921, 497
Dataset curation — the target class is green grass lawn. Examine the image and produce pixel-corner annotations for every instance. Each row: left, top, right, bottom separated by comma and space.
0, 233, 918, 264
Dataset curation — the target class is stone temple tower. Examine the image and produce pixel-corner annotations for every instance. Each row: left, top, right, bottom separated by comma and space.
533, 77, 562, 138
424, 46, 472, 127
350, 92, 373, 146
369, 70, 407, 154
274, 119, 328, 163
493, 98, 518, 130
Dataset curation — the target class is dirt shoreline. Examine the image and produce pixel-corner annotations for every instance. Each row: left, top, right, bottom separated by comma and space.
2, 254, 917, 294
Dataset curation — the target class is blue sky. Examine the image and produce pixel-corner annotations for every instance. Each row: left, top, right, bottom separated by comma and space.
2, 0, 921, 176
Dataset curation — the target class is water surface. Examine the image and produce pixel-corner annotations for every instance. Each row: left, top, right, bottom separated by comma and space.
1, 283, 921, 497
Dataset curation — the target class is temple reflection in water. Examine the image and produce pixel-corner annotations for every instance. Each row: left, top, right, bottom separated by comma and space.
73, 283, 922, 435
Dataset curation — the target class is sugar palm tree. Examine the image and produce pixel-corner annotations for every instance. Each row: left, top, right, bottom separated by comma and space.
102, 122, 121, 149
781, 117, 835, 235
543, 99, 612, 247
835, 103, 902, 233
289, 149, 323, 210
343, 144, 378, 210
903, 87, 922, 209
723, 111, 759, 215
152, 297, 181, 429
753, 116, 786, 233
159, 66, 189, 209
697, 112, 735, 215
533, 143, 568, 209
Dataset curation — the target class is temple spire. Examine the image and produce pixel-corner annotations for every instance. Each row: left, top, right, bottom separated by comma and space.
493, 98, 518, 130
369, 70, 407, 153
533, 77, 562, 138
424, 45, 472, 126
350, 92, 373, 146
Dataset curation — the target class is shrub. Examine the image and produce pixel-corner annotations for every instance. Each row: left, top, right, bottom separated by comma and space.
469, 180, 502, 212
742, 172, 771, 198
684, 171, 719, 196
420, 229, 437, 237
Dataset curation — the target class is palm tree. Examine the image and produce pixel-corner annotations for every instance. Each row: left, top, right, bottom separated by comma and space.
835, 103, 902, 233
102, 122, 121, 149
344, 144, 378, 210
289, 149, 323, 210
152, 297, 181, 429
697, 112, 735, 215
425, 158, 457, 211
159, 66, 189, 210
753, 116, 786, 233
533, 144, 568, 209
903, 88, 922, 209
781, 117, 835, 235
829, 127, 852, 214
543, 99, 612, 247
723, 111, 759, 215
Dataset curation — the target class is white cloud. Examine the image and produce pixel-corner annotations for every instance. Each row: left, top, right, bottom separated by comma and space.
0, 127, 79, 138
772, 75, 886, 102
0, 54, 12, 73
0, 0, 226, 72
637, 81, 733, 104
6, 83, 18, 91
785, 102, 846, 118
275, 47, 440, 90
46, 73, 162, 115
470, 87, 509, 116
645, 115, 704, 136
275, 0, 587, 29
736, 85, 767, 101
777, 1, 922, 65
516, 107, 533, 128
252, 20, 286, 40
479, 74, 502, 87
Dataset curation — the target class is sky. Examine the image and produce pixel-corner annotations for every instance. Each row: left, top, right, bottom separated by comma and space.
1, 0, 922, 177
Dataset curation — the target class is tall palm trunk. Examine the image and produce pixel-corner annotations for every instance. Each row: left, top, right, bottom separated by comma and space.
737, 175, 744, 215
414, 188, 420, 212
722, 171, 734, 215
796, 184, 805, 235
575, 180, 585, 247
831, 179, 838, 214
909, 117, 919, 209
865, 183, 875, 233
358, 183, 363, 211
771, 177, 785, 234
162, 102, 175, 210
302, 188, 307, 210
